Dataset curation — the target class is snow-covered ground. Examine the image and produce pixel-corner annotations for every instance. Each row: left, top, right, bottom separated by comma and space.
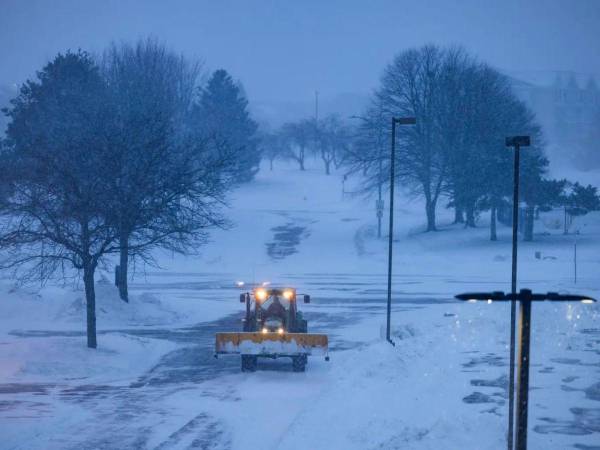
0, 160, 598, 449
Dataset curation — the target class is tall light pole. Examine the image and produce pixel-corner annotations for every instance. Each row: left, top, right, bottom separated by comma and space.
376, 150, 384, 239
505, 135, 530, 450
386, 117, 416, 345
456, 289, 596, 450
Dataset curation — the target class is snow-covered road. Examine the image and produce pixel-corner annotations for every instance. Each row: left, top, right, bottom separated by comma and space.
0, 272, 412, 449
2, 271, 598, 449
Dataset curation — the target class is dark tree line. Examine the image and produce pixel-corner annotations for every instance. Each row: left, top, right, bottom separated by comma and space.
531, 180, 600, 234
346, 45, 556, 240
0, 40, 259, 348
261, 114, 353, 174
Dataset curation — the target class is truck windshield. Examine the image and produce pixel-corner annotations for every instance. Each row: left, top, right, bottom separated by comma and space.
260, 294, 290, 310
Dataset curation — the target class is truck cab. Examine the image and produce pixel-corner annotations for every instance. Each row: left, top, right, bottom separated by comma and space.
241, 287, 309, 334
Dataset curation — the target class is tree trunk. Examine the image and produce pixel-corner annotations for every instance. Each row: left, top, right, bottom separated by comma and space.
425, 200, 437, 231
490, 205, 497, 241
118, 232, 129, 302
299, 148, 305, 171
464, 204, 475, 228
269, 158, 274, 171
454, 207, 464, 224
324, 159, 331, 175
524, 205, 535, 241
84, 263, 97, 349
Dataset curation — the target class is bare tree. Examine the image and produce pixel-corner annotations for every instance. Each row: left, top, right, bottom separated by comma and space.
376, 45, 447, 231
280, 119, 313, 170
436, 53, 547, 238
345, 98, 389, 188
259, 130, 285, 171
518, 122, 547, 241
103, 38, 228, 301
314, 115, 351, 175
440, 57, 509, 228
354, 45, 547, 237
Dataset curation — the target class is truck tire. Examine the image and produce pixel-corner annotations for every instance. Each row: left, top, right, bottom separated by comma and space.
295, 318, 307, 333
243, 313, 256, 332
292, 355, 307, 372
241, 355, 257, 372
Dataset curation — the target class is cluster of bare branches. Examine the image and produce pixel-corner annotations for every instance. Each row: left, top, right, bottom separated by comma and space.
0, 40, 238, 348
349, 45, 548, 237
261, 115, 353, 174
102, 39, 233, 302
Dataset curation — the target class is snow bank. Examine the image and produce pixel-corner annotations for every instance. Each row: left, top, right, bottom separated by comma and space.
0, 277, 184, 334
0, 278, 182, 384
0, 332, 177, 384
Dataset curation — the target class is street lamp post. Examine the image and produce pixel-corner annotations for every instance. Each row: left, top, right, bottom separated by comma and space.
386, 117, 416, 345
456, 289, 596, 450
505, 135, 530, 449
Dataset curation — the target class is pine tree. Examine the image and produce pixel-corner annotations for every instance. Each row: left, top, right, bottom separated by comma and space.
568, 183, 600, 216
195, 70, 259, 182
1, 51, 116, 348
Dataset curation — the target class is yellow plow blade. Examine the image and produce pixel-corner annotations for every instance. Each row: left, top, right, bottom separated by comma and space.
215, 332, 328, 357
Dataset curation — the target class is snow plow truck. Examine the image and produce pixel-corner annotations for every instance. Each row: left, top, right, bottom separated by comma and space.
215, 287, 329, 372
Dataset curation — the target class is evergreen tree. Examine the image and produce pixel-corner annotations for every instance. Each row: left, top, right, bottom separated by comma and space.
195, 69, 259, 182
0, 51, 116, 348
567, 183, 600, 216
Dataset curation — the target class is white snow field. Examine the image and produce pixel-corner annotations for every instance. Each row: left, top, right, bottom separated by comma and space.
0, 160, 598, 450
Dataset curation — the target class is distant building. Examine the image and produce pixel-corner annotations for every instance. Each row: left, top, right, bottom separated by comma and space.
508, 71, 600, 167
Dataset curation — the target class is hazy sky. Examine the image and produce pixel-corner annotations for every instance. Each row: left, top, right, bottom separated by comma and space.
1, 0, 599, 104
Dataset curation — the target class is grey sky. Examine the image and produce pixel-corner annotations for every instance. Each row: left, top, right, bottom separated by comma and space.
1, 0, 599, 105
